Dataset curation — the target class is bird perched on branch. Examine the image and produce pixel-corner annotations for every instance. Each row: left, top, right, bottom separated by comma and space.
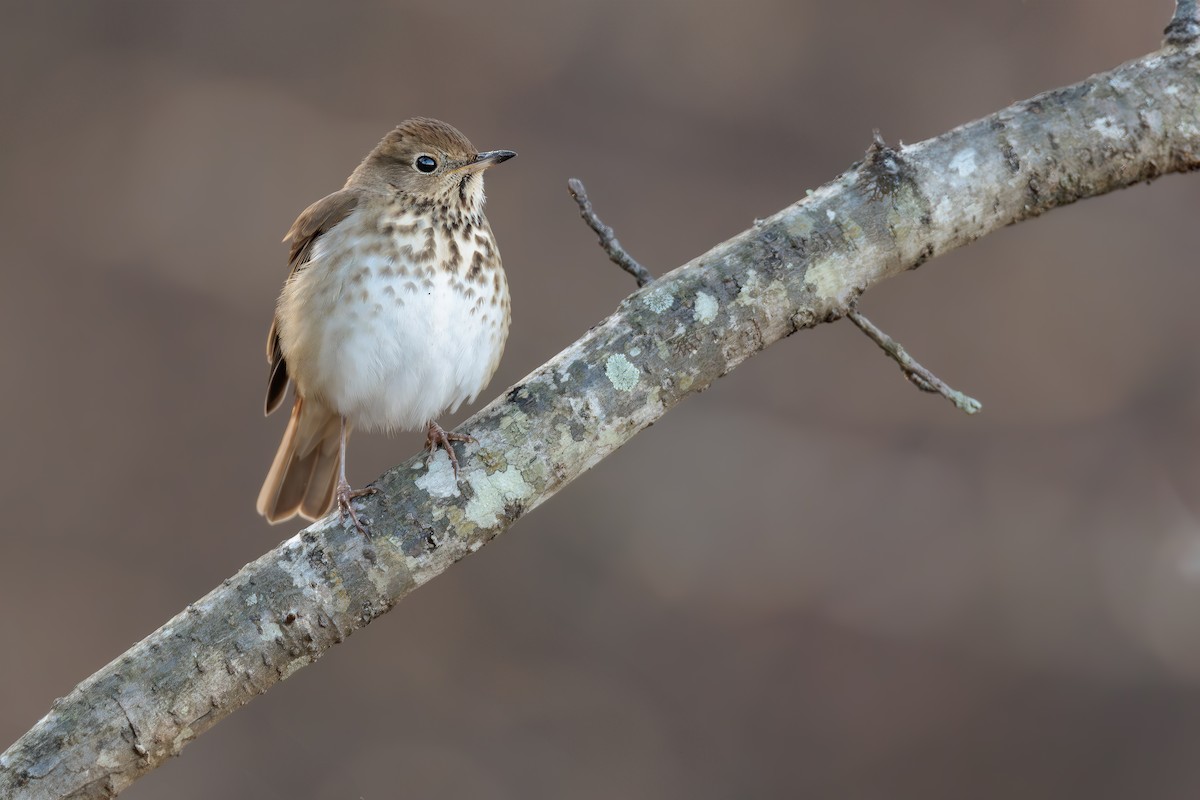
257, 118, 516, 532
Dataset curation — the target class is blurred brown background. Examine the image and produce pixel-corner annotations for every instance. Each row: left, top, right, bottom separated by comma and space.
3, 1, 1200, 797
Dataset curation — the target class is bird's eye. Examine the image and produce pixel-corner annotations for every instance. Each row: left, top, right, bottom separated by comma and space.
415, 155, 438, 173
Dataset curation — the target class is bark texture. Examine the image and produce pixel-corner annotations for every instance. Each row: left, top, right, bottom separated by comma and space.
2, 34, 1198, 800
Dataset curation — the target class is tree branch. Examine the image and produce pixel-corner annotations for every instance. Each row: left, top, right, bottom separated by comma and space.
1166, 0, 1200, 44
847, 308, 982, 414
3, 30, 1198, 800
567, 177, 655, 287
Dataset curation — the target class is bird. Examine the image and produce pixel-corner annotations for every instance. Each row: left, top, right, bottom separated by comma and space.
256, 117, 515, 532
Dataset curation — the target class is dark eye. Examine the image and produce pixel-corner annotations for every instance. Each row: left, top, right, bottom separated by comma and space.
415, 155, 437, 173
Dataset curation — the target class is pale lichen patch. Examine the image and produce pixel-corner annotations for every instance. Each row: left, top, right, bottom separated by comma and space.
473, 445, 511, 474
554, 422, 580, 450
643, 288, 675, 313
949, 148, 977, 177
256, 619, 284, 643
1091, 117, 1124, 139
730, 265, 795, 328
597, 425, 625, 450
464, 466, 533, 528
804, 252, 858, 305
415, 452, 460, 498
760, 280, 790, 319
554, 358, 583, 385
604, 354, 639, 391
933, 196, 954, 224
785, 213, 815, 240
694, 291, 718, 323
734, 270, 761, 305
498, 407, 531, 437
1142, 108, 1164, 133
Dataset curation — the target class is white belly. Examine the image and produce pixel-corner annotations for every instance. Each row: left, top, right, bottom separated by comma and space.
277, 209, 509, 432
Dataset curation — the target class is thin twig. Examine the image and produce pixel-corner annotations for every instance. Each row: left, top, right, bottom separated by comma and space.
567, 178, 655, 287
847, 309, 982, 415
1166, 0, 1200, 44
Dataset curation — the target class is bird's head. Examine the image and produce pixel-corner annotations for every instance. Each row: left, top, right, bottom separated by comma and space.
352, 117, 515, 211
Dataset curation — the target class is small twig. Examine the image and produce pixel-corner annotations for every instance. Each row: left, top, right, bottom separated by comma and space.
567, 178, 655, 287
847, 309, 982, 415
1165, 0, 1200, 44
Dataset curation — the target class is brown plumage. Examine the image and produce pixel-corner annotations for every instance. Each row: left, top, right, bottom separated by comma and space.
257, 118, 515, 530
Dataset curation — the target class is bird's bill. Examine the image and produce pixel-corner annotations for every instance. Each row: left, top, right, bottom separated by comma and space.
458, 149, 517, 173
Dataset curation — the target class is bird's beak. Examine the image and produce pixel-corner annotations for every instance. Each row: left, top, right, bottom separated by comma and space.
460, 149, 517, 173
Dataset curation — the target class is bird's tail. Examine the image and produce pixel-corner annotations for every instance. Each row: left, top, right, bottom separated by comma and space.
256, 396, 342, 523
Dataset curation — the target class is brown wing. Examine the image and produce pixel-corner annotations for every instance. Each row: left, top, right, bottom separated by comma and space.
264, 189, 362, 415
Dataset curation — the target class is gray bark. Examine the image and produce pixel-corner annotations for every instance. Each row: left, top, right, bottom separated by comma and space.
3, 28, 1198, 800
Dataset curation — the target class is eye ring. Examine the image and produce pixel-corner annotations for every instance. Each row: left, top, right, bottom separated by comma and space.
414, 154, 438, 173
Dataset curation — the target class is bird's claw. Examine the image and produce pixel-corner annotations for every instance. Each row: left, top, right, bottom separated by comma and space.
425, 422, 475, 477
336, 481, 378, 537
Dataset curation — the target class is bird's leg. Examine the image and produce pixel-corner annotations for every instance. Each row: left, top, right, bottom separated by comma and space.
425, 420, 475, 477
335, 416, 377, 536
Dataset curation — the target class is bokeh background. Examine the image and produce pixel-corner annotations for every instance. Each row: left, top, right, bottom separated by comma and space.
3, 1, 1200, 797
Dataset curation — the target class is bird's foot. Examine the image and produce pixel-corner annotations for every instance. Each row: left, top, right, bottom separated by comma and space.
336, 480, 378, 537
425, 421, 475, 477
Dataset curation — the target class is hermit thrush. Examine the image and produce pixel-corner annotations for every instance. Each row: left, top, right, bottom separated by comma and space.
257, 117, 515, 531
